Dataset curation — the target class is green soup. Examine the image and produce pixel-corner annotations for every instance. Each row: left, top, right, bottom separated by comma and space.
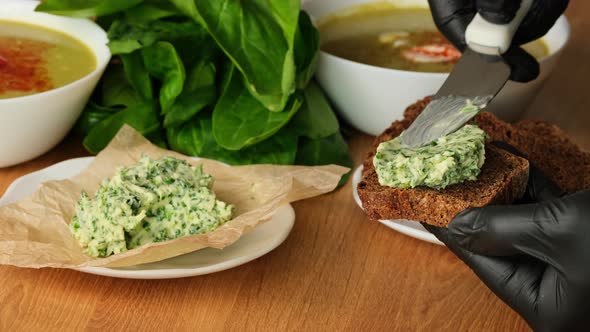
0, 20, 97, 99
319, 3, 550, 73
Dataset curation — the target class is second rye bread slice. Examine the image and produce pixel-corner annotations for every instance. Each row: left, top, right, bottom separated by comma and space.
358, 100, 530, 227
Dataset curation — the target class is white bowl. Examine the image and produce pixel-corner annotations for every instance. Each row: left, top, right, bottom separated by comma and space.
302, 0, 570, 136
0, 0, 110, 168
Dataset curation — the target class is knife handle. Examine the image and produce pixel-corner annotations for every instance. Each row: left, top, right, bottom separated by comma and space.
465, 0, 533, 55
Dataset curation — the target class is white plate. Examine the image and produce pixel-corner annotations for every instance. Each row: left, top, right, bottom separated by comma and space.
351, 166, 443, 246
0, 157, 296, 279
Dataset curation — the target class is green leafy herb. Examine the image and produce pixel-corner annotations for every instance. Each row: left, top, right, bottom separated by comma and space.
295, 133, 353, 185
294, 11, 320, 89
168, 113, 298, 165
84, 101, 160, 154
124, 2, 180, 23
107, 20, 206, 55
194, 0, 300, 111
36, 0, 143, 17
164, 60, 216, 128
212, 66, 302, 150
121, 51, 153, 100
291, 81, 340, 139
141, 41, 186, 113
167, 0, 202, 23
75, 102, 119, 136
101, 65, 142, 107
37, 0, 352, 175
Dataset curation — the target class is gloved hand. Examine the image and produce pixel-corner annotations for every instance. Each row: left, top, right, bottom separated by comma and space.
425, 165, 590, 332
428, 0, 569, 82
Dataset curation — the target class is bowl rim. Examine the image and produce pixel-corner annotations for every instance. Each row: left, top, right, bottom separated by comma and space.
0, 0, 111, 105
311, 1, 571, 77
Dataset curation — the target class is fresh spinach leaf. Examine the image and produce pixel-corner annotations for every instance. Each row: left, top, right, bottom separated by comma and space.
185, 60, 216, 91
168, 113, 298, 165
95, 14, 121, 32
295, 133, 353, 185
167, 0, 203, 24
145, 128, 168, 149
107, 20, 206, 55
164, 87, 214, 128
291, 81, 340, 139
121, 51, 153, 100
39, 1, 353, 169
295, 133, 352, 167
78, 54, 161, 153
164, 60, 216, 128
35, 0, 143, 17
124, 2, 180, 23
231, 127, 298, 165
294, 11, 320, 89
84, 101, 160, 154
141, 42, 186, 113
212, 66, 302, 151
74, 102, 120, 136
101, 65, 142, 107
167, 113, 214, 157
168, 33, 221, 67
194, 0, 300, 111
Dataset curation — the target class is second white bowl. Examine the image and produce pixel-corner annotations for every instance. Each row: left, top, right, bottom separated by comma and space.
303, 0, 570, 136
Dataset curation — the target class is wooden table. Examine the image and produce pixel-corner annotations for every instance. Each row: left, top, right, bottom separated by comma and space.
1, 2, 589, 331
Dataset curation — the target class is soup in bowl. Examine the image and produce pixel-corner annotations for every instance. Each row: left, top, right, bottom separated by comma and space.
0, 20, 97, 100
0, 0, 110, 167
319, 4, 549, 73
302, 0, 570, 136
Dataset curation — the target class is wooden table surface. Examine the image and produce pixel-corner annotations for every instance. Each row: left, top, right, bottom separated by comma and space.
1, 2, 589, 331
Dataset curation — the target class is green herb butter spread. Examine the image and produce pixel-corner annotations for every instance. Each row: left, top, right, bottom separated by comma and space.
374, 125, 487, 190
71, 156, 235, 258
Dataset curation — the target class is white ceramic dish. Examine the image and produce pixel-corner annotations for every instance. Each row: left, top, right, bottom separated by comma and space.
302, 0, 571, 135
351, 165, 443, 245
0, 1, 111, 168
0, 157, 296, 279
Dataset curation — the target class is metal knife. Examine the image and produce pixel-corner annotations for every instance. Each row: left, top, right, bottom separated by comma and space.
401, 0, 533, 148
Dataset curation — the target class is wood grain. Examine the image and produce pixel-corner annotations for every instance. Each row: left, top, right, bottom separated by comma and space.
1, 2, 589, 331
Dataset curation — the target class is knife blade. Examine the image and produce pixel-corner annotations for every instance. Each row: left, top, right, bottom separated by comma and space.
400, 49, 510, 148
400, 0, 533, 148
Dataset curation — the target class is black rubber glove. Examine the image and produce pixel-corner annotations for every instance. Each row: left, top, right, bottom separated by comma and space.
425, 164, 590, 331
428, 0, 569, 82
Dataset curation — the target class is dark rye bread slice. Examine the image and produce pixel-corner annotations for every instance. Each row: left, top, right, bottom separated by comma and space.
402, 97, 590, 193
359, 147, 529, 227
359, 97, 590, 227
359, 120, 530, 227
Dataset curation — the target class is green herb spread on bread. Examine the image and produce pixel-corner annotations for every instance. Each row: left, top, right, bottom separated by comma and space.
374, 124, 487, 190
